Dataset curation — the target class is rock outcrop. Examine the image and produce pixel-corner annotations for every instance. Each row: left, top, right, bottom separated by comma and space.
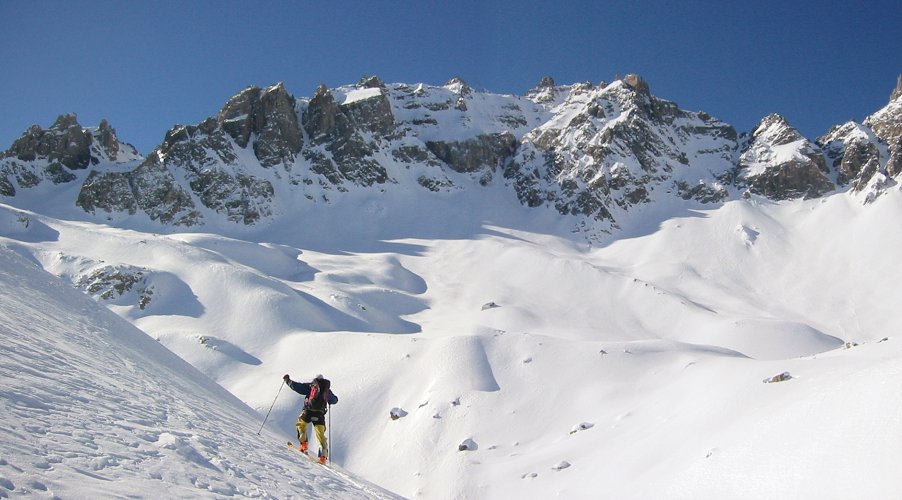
77, 83, 300, 225
426, 132, 517, 181
819, 122, 884, 190
0, 114, 141, 196
302, 83, 392, 187
3, 74, 902, 234
891, 74, 902, 103
864, 75, 902, 178
737, 114, 834, 200
507, 77, 735, 231
218, 83, 303, 168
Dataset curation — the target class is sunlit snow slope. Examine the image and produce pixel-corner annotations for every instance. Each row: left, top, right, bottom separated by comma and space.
3, 183, 902, 499
0, 245, 400, 499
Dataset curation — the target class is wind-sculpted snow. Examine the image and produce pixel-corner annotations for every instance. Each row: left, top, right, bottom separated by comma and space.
0, 247, 400, 499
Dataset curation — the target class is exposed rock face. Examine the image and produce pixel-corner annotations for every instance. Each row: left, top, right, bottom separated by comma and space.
526, 76, 561, 104
159, 119, 273, 225
77, 83, 300, 225
9, 114, 93, 170
5, 74, 902, 233
218, 83, 303, 168
819, 122, 883, 189
75, 264, 154, 310
622, 73, 650, 96
302, 83, 392, 186
507, 77, 735, 231
77, 151, 200, 226
864, 77, 902, 178
304, 84, 345, 142
0, 114, 141, 197
426, 132, 517, 181
891, 74, 902, 102
737, 114, 834, 200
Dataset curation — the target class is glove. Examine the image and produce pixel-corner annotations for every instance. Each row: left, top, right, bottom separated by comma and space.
283, 374, 290, 383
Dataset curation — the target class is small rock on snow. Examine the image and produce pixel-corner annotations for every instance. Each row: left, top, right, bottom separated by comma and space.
763, 371, 792, 384
458, 438, 478, 451
551, 461, 571, 471
569, 422, 594, 434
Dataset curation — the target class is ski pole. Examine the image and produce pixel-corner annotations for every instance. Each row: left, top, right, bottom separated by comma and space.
257, 379, 285, 435
328, 403, 332, 463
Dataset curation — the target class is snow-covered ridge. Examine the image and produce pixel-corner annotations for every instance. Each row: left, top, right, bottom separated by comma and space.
1, 74, 898, 239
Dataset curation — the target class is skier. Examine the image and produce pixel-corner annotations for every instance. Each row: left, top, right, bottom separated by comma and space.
283, 373, 338, 464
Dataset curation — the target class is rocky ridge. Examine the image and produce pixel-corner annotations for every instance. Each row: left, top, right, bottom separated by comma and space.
736, 113, 833, 200
2, 74, 901, 235
0, 114, 141, 197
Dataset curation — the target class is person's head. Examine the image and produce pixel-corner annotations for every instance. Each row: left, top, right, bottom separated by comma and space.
314, 374, 324, 381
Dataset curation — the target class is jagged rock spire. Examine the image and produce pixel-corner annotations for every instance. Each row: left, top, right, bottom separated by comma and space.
891, 73, 902, 102
537, 76, 555, 88
623, 74, 650, 96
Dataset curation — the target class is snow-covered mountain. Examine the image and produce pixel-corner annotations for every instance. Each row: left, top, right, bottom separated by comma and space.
4, 74, 900, 239
2, 74, 902, 498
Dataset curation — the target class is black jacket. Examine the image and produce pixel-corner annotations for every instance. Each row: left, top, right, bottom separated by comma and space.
286, 380, 338, 410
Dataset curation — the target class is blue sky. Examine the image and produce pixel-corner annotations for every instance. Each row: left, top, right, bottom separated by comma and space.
1, 0, 900, 153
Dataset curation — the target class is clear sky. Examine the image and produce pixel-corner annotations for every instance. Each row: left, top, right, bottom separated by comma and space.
1, 0, 900, 154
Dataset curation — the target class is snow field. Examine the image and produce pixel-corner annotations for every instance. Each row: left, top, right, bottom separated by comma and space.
2, 182, 902, 497
0, 247, 398, 499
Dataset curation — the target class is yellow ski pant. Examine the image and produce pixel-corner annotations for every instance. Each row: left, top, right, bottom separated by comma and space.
297, 417, 328, 458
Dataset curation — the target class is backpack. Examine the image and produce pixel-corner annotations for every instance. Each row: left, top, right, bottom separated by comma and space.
307, 377, 331, 412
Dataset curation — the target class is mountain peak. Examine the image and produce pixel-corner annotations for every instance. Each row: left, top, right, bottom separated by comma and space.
358, 75, 385, 89
7, 114, 113, 169
891, 73, 902, 102
444, 76, 471, 95
537, 76, 556, 88
752, 113, 801, 142
51, 112, 81, 130
622, 73, 650, 95
215, 82, 301, 158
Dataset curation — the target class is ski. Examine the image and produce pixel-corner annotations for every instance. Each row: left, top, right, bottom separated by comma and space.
287, 441, 328, 465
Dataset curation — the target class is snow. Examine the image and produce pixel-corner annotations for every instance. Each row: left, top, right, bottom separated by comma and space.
3, 167, 902, 497
339, 87, 383, 105
385, 82, 547, 142
0, 242, 399, 498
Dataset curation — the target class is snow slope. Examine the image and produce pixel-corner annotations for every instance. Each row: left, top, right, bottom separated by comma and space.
2, 180, 902, 498
0, 244, 399, 499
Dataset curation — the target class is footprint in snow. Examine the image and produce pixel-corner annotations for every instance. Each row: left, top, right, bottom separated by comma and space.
552, 461, 571, 471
